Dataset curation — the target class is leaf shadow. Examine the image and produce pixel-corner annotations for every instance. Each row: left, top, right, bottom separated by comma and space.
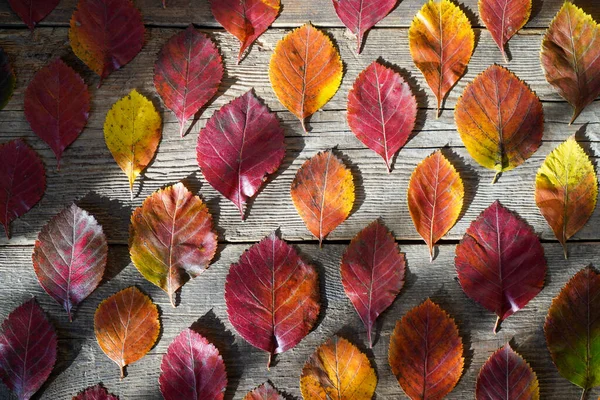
191, 309, 241, 400
530, 0, 545, 23
439, 147, 480, 222
333, 148, 364, 219
296, 239, 329, 337
76, 191, 131, 244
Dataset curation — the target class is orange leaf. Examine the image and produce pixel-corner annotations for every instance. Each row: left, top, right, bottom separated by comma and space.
300, 336, 377, 399
94, 287, 160, 378
291, 151, 355, 245
541, 2, 600, 124
479, 0, 531, 62
455, 65, 543, 183
389, 299, 464, 400
408, 150, 464, 261
409, 0, 474, 117
269, 23, 343, 132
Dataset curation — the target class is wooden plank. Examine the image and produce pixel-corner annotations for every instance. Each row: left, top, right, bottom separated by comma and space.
0, 242, 596, 399
0, 0, 598, 29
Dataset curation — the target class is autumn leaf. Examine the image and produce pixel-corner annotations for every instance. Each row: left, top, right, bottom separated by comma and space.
340, 220, 405, 347
347, 60, 417, 171
409, 0, 474, 117
24, 58, 90, 169
209, 0, 280, 63
0, 299, 57, 400
196, 91, 285, 219
129, 183, 217, 307
545, 267, 600, 399
333, 0, 397, 53
300, 336, 377, 400
291, 151, 355, 245
269, 23, 343, 132
154, 25, 223, 137
535, 136, 598, 258
389, 298, 464, 400
244, 382, 284, 400
73, 384, 119, 400
69, 0, 145, 84
159, 328, 227, 400
32, 203, 107, 321
0, 139, 46, 239
479, 0, 531, 62
455, 65, 543, 183
476, 344, 539, 400
8, 0, 59, 30
541, 2, 600, 124
104, 89, 162, 199
455, 201, 546, 332
408, 150, 464, 261
225, 233, 320, 367
0, 47, 15, 112
94, 286, 160, 378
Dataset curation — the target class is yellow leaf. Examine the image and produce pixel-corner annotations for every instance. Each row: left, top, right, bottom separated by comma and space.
104, 89, 162, 199
300, 336, 377, 400
535, 136, 598, 258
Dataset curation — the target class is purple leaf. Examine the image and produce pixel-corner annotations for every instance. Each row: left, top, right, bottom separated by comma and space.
73, 384, 119, 400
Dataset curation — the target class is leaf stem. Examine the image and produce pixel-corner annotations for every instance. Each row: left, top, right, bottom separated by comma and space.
580, 388, 588, 400
491, 171, 501, 184
120, 365, 125, 379
493, 315, 501, 334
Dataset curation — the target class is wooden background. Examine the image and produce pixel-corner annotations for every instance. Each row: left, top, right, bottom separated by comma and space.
0, 0, 598, 398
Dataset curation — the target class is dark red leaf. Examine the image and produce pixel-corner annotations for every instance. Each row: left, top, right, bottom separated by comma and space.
24, 58, 90, 169
333, 0, 397, 53
347, 60, 417, 171
0, 139, 46, 239
159, 328, 227, 400
32, 203, 107, 321
455, 201, 547, 332
154, 25, 223, 137
340, 220, 405, 347
73, 384, 119, 400
0, 299, 57, 400
0, 47, 15, 111
244, 382, 284, 400
476, 344, 539, 400
69, 0, 145, 84
197, 91, 285, 219
8, 0, 59, 30
225, 233, 320, 367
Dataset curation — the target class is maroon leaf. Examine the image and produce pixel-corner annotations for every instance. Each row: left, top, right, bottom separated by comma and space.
154, 25, 223, 137
24, 58, 90, 169
0, 139, 46, 239
32, 203, 107, 321
244, 382, 284, 400
197, 91, 285, 219
159, 328, 227, 400
69, 0, 145, 84
476, 344, 539, 400
340, 220, 405, 347
8, 0, 59, 30
333, 0, 397, 53
455, 201, 546, 332
0, 299, 57, 400
347, 60, 417, 171
73, 384, 119, 400
225, 233, 320, 367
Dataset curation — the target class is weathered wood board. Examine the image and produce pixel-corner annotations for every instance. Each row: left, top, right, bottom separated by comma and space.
0, 0, 599, 399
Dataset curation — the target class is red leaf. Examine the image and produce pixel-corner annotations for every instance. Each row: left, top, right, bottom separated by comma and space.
225, 233, 320, 367
333, 0, 397, 53
209, 0, 280, 63
0, 139, 46, 239
244, 382, 284, 399
197, 91, 285, 219
479, 0, 531, 62
347, 61, 417, 171
159, 328, 227, 400
8, 0, 59, 30
340, 220, 405, 347
476, 344, 539, 400
32, 203, 107, 321
455, 201, 546, 332
73, 384, 119, 400
154, 25, 224, 137
24, 58, 90, 169
0, 299, 57, 400
69, 0, 145, 84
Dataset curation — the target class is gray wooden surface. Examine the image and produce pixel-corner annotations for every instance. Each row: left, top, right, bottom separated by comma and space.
0, 0, 598, 399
